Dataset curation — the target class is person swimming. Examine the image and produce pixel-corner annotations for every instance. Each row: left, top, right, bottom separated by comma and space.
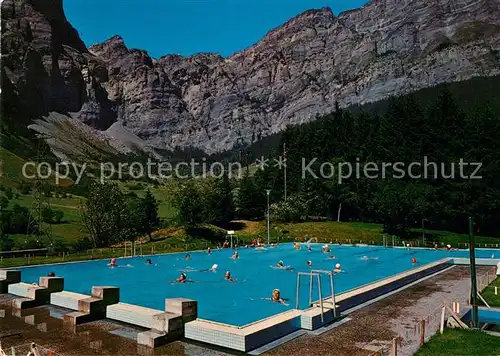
146, 259, 152, 265
231, 251, 239, 259
307, 260, 312, 267
47, 272, 55, 277
333, 263, 342, 273
176, 273, 188, 283
263, 289, 288, 305
277, 260, 285, 268
108, 258, 117, 267
322, 245, 331, 253
185, 253, 191, 260
328, 255, 336, 259
293, 242, 301, 250
412, 257, 417, 264
224, 271, 236, 282
360, 256, 379, 261
307, 245, 312, 251
207, 247, 211, 254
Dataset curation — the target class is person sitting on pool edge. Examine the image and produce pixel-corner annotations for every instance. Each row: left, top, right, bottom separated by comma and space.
224, 271, 236, 282
108, 258, 117, 267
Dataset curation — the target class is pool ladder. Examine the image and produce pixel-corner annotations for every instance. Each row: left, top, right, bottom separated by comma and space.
295, 270, 338, 323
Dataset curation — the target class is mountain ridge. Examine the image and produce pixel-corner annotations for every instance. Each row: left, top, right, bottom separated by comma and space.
2, 0, 500, 157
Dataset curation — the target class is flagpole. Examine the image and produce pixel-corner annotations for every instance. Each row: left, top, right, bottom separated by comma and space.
283, 143, 287, 201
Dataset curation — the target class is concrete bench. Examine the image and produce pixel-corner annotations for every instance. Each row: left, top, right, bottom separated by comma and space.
61, 286, 120, 326
106, 298, 197, 348
0, 270, 21, 293
51, 291, 90, 310
8, 282, 33, 297
106, 303, 165, 329
9, 277, 64, 309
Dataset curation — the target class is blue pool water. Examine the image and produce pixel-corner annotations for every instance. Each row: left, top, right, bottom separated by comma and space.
479, 309, 500, 324
16, 244, 499, 326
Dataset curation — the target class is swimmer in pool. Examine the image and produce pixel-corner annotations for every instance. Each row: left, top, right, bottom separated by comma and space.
231, 251, 239, 259
263, 289, 288, 305
207, 247, 211, 254
307, 260, 312, 267
322, 245, 331, 253
185, 253, 191, 260
108, 258, 117, 267
224, 271, 236, 282
333, 263, 342, 273
176, 273, 188, 283
328, 255, 336, 259
307, 245, 312, 251
293, 242, 301, 250
146, 259, 152, 265
360, 256, 379, 261
412, 257, 417, 264
277, 260, 285, 268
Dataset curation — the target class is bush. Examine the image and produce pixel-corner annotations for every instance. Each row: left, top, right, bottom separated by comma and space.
186, 224, 226, 242
128, 183, 144, 190
270, 194, 307, 222
19, 182, 33, 195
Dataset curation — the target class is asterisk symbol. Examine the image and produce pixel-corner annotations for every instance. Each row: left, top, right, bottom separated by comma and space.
255, 156, 268, 170
273, 156, 287, 170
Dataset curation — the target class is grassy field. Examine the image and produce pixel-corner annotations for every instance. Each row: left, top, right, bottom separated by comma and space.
482, 277, 500, 307
415, 329, 500, 356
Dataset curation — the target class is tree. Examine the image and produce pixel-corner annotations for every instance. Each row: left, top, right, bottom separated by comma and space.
141, 190, 159, 241
42, 207, 54, 223
174, 182, 204, 226
82, 182, 126, 247
204, 175, 235, 225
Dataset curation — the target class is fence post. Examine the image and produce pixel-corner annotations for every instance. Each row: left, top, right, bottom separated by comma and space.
419, 319, 426, 346
440, 306, 446, 334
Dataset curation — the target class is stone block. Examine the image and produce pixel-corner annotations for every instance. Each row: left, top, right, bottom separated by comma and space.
151, 312, 183, 333
137, 330, 179, 348
92, 286, 119, 304
165, 298, 197, 322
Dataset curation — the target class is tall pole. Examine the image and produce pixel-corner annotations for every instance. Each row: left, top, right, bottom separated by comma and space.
283, 143, 287, 201
266, 190, 271, 245
469, 216, 479, 328
422, 219, 425, 246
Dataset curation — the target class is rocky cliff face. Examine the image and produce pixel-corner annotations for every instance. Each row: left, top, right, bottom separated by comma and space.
3, 0, 500, 155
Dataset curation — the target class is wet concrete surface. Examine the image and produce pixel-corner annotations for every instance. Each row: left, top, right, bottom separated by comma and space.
0, 294, 232, 356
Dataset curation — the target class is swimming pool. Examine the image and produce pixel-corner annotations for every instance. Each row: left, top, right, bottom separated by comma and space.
15, 244, 500, 326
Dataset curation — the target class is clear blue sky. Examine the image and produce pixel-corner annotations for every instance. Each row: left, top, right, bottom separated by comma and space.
64, 0, 368, 58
